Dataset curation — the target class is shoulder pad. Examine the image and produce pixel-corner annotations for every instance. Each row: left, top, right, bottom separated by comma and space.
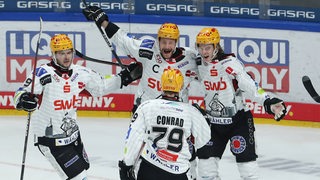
35, 67, 48, 77
220, 56, 245, 76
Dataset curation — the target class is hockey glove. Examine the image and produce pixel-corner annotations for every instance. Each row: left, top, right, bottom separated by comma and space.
118, 160, 135, 180
264, 98, 287, 121
82, 6, 108, 27
118, 62, 143, 87
17, 92, 37, 112
195, 54, 202, 66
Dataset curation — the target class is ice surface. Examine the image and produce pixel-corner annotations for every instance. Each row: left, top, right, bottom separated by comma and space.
1, 116, 319, 180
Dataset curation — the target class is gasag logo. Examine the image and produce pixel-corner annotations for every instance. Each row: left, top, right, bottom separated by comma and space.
16, 1, 71, 9
80, 2, 134, 11
222, 37, 289, 92
6, 31, 85, 83
146, 4, 197, 13
0, 1, 4, 8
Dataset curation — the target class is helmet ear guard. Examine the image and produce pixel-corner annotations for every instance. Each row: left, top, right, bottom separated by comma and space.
158, 23, 180, 40
161, 68, 184, 93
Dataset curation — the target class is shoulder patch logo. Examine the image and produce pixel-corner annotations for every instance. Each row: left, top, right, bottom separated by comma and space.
140, 39, 155, 49
139, 49, 153, 60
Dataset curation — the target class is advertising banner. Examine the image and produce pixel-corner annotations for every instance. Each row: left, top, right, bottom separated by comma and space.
0, 0, 134, 13
0, 17, 319, 122
204, 3, 320, 23
0, 0, 319, 23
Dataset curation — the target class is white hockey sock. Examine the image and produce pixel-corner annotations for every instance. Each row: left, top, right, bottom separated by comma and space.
198, 157, 221, 180
237, 161, 259, 180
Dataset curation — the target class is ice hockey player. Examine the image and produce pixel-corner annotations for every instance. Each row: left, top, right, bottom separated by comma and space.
82, 6, 199, 112
13, 34, 142, 180
194, 27, 287, 179
82, 6, 200, 179
118, 68, 211, 180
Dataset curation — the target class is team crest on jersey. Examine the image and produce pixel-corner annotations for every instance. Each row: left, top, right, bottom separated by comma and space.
230, 135, 246, 154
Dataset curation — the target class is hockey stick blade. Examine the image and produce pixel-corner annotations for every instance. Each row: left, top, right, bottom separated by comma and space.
81, 0, 126, 68
302, 76, 320, 103
75, 49, 126, 67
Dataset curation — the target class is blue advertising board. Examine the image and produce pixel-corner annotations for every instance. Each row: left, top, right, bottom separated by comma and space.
0, 0, 133, 13
203, 3, 320, 23
0, 0, 319, 23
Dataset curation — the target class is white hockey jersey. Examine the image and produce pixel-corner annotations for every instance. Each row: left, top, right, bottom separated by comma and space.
198, 55, 269, 117
14, 62, 121, 139
123, 98, 211, 174
110, 29, 199, 104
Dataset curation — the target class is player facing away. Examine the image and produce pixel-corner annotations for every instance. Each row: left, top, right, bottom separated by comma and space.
82, 6, 199, 113
194, 28, 287, 179
13, 34, 142, 180
118, 68, 211, 180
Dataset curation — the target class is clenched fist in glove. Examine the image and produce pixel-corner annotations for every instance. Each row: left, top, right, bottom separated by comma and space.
82, 6, 108, 27
118, 62, 143, 87
264, 98, 287, 121
118, 160, 135, 180
17, 92, 38, 112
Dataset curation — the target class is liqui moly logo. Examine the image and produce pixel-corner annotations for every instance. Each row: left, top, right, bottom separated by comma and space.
222, 37, 289, 92
6, 31, 86, 83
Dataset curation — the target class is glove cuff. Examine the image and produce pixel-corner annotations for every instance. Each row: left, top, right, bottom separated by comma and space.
105, 22, 120, 38
118, 160, 133, 171
96, 14, 108, 26
263, 98, 274, 115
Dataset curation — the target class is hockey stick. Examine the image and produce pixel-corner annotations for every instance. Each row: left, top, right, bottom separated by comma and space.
302, 75, 320, 103
20, 17, 43, 180
81, 0, 126, 68
129, 141, 146, 178
75, 49, 126, 67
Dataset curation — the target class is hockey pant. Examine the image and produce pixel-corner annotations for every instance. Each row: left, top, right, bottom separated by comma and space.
36, 133, 90, 180
197, 110, 258, 179
137, 158, 188, 180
